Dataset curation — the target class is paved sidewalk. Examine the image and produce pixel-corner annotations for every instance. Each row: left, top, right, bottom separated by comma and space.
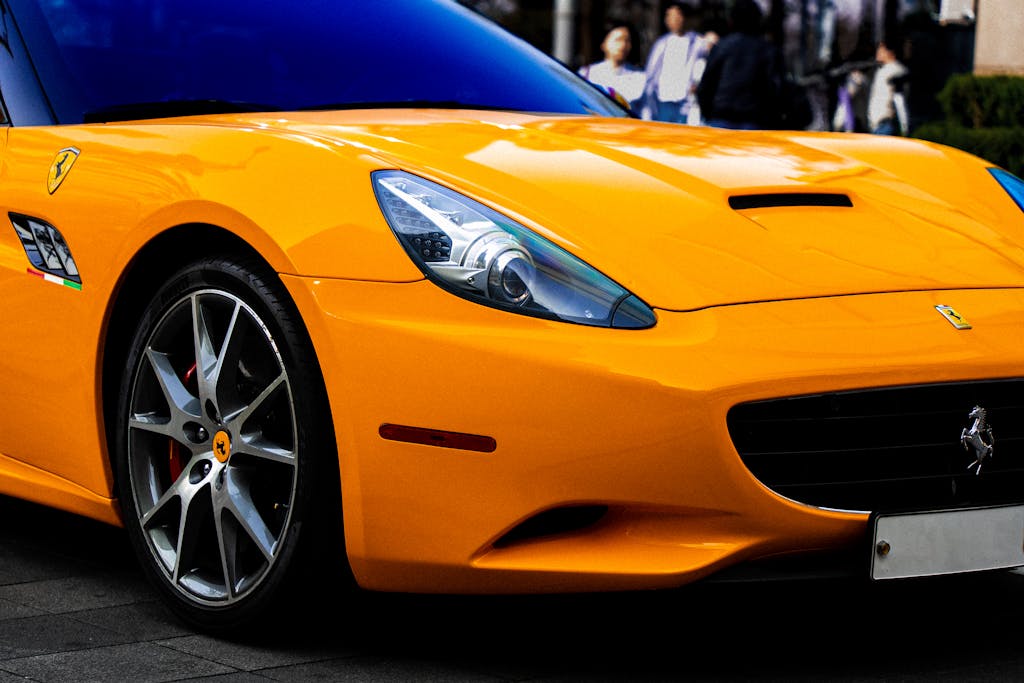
0, 495, 371, 682
6, 493, 1024, 682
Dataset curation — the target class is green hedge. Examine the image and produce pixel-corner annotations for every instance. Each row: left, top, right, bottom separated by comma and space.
914, 122, 1024, 176
936, 74, 1024, 129
912, 74, 1024, 174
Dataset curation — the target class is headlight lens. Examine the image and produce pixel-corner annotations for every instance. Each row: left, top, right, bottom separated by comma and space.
373, 170, 655, 329
990, 168, 1024, 212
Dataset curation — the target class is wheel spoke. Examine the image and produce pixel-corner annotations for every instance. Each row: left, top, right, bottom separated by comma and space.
213, 504, 240, 597
211, 299, 243, 389
227, 370, 282, 423
191, 294, 222, 407
139, 474, 191, 528
146, 349, 201, 420
224, 372, 296, 465
129, 413, 175, 438
172, 483, 209, 585
239, 438, 296, 466
223, 474, 277, 562
225, 371, 284, 429
211, 301, 245, 410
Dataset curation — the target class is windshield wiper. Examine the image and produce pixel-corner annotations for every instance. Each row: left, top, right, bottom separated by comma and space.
83, 99, 280, 123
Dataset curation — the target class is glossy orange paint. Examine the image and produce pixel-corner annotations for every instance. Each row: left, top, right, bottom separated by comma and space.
0, 110, 1021, 591
284, 274, 1024, 592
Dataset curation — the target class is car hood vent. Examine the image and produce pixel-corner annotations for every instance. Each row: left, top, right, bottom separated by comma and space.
729, 193, 853, 210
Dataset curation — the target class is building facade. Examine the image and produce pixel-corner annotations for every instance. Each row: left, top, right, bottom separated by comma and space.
974, 0, 1024, 74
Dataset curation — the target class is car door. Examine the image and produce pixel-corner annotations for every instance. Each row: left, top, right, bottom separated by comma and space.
0, 0, 113, 500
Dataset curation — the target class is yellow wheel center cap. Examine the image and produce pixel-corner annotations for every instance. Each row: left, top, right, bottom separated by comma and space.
213, 430, 231, 463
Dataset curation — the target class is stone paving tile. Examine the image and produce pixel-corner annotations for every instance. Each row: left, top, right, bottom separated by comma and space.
71, 600, 192, 641
531, 675, 698, 683
0, 613, 130, 660
47, 533, 136, 575
0, 541, 78, 585
0, 642, 236, 683
157, 633, 354, 672
257, 656, 506, 682
0, 596, 43, 621
449, 659, 574, 682
0, 572, 153, 614
896, 662, 1024, 683
180, 674, 276, 683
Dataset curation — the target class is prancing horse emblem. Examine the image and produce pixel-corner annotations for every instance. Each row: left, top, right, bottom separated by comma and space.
47, 147, 80, 194
936, 305, 971, 330
213, 430, 231, 464
961, 405, 994, 475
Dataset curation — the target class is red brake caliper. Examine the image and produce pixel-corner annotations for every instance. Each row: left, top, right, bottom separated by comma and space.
167, 440, 186, 482
167, 362, 199, 481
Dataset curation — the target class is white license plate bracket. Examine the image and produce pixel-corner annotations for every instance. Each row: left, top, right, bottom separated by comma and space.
871, 504, 1024, 580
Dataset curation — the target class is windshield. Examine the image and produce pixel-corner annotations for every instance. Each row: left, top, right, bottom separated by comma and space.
10, 0, 625, 124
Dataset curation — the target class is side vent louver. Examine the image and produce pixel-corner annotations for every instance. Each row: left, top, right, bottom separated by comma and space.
10, 213, 81, 284
494, 505, 608, 548
729, 193, 853, 210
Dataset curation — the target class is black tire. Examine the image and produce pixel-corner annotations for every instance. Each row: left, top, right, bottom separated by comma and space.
114, 254, 344, 631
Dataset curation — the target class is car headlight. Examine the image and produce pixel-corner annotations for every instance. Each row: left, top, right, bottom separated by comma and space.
373, 170, 656, 329
990, 168, 1024, 212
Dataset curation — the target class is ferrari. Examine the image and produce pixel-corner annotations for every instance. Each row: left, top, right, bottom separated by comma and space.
2, 0, 1024, 631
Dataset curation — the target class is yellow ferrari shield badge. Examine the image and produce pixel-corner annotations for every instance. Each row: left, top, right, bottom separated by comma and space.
213, 430, 232, 463
936, 305, 971, 330
47, 147, 80, 194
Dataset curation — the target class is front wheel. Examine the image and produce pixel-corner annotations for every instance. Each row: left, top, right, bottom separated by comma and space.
114, 255, 341, 630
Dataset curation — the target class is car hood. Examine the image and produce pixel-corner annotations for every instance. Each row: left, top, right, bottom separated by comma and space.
236, 110, 1024, 311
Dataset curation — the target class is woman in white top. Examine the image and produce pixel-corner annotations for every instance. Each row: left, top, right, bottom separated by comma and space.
867, 41, 909, 135
578, 24, 646, 112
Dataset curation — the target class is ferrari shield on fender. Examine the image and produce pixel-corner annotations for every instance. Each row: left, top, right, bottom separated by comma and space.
47, 147, 80, 194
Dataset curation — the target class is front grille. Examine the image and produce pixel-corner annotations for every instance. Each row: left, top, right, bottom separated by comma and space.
727, 379, 1024, 512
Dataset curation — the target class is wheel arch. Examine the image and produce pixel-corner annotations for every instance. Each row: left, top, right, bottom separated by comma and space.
99, 223, 333, 498
102, 226, 352, 625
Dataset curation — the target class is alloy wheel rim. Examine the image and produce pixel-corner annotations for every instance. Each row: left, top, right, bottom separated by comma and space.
127, 289, 298, 606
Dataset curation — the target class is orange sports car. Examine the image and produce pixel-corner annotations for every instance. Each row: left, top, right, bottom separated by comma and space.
2, 0, 1024, 631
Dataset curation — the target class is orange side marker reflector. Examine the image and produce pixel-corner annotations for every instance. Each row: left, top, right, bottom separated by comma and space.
379, 424, 497, 453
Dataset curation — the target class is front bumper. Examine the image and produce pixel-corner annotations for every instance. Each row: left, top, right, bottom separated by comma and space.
284, 275, 1024, 593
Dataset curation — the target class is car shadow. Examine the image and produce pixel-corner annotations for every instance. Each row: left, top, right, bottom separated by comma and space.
3, 493, 1023, 680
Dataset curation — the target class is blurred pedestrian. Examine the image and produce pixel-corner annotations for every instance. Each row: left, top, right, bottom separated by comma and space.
696, 0, 781, 130
832, 68, 868, 132
828, 54, 876, 133
642, 2, 708, 124
866, 41, 909, 135
579, 24, 646, 112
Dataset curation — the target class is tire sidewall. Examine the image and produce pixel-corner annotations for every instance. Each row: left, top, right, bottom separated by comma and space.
114, 255, 330, 631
